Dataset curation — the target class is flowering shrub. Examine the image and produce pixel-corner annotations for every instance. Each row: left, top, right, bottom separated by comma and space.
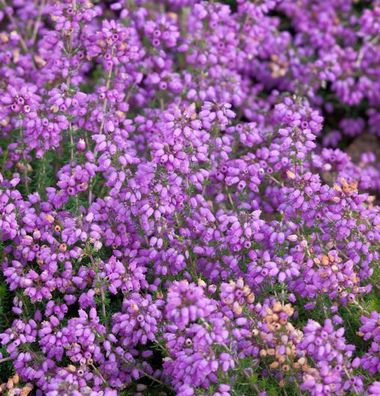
0, 0, 380, 395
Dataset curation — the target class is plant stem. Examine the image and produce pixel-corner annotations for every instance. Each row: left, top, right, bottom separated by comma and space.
31, 0, 46, 45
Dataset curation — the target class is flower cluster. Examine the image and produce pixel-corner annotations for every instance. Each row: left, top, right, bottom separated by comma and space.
298, 319, 363, 395
0, 0, 380, 395
358, 312, 380, 376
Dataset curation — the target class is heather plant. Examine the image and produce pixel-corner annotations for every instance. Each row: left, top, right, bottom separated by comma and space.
0, 0, 380, 395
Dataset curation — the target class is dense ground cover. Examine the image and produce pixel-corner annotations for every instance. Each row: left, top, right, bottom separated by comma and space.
0, 0, 380, 394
